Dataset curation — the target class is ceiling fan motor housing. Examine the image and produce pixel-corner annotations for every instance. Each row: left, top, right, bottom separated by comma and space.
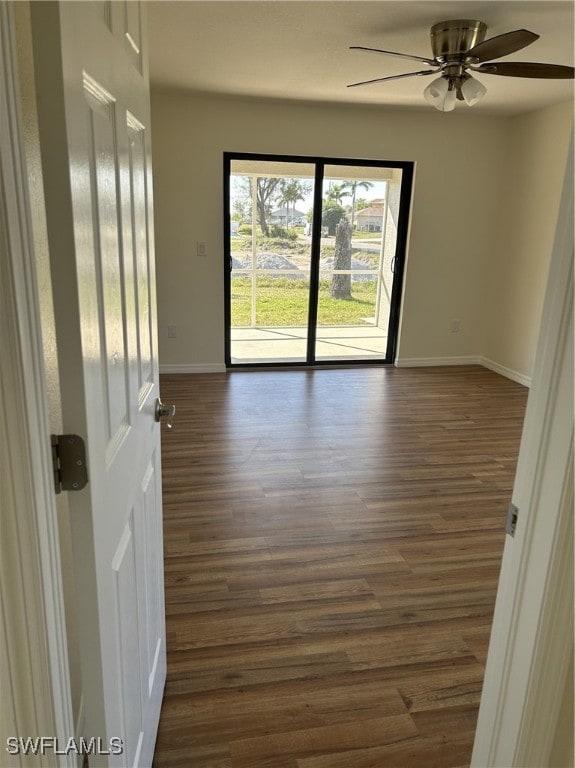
348, 18, 573, 105
430, 20, 487, 62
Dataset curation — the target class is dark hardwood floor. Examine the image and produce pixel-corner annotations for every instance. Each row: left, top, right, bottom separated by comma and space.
152, 365, 528, 768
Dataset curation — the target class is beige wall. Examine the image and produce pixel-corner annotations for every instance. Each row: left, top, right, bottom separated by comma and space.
150, 90, 572, 379
484, 101, 573, 379
151, 91, 509, 369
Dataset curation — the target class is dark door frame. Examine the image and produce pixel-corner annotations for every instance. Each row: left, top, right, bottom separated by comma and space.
223, 152, 414, 368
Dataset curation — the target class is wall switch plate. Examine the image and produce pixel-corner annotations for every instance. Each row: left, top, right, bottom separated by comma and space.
167, 325, 177, 338
196, 241, 207, 257
449, 319, 461, 334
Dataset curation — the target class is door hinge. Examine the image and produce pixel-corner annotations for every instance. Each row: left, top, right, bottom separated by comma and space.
51, 434, 88, 494
506, 501, 519, 537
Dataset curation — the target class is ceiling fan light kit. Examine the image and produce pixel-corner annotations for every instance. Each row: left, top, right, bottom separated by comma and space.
460, 75, 488, 106
423, 76, 456, 111
349, 19, 574, 111
424, 71, 488, 111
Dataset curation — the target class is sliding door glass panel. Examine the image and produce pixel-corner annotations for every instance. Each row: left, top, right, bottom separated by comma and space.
315, 165, 402, 361
229, 159, 315, 364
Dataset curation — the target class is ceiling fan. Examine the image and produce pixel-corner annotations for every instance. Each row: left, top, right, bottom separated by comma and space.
349, 20, 574, 111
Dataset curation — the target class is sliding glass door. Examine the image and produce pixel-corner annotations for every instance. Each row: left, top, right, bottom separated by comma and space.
227, 158, 316, 363
315, 165, 405, 361
224, 154, 413, 367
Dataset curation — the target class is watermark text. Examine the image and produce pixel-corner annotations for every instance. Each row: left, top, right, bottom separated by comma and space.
6, 736, 124, 756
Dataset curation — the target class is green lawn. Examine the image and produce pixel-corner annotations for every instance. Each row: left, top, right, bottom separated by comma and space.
231, 277, 377, 327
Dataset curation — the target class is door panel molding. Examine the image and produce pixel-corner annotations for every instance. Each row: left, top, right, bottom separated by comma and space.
29, 2, 166, 763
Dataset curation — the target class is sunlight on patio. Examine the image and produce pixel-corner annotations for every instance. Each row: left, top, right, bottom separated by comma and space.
231, 325, 388, 364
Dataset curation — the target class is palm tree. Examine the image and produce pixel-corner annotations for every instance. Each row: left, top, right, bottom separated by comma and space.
331, 217, 353, 300
340, 180, 374, 229
279, 179, 311, 224
326, 182, 347, 205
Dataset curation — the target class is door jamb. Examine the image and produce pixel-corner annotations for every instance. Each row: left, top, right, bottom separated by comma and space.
471, 136, 574, 767
0, 4, 74, 762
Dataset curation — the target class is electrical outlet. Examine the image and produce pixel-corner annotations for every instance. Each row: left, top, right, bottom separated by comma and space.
449, 319, 461, 334
167, 325, 177, 338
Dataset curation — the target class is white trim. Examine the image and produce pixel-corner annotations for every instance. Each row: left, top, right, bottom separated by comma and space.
395, 355, 531, 386
74, 696, 85, 749
160, 357, 532, 385
159, 362, 227, 374
395, 355, 482, 367
471, 135, 574, 768
0, 4, 75, 763
516, 455, 573, 765
478, 357, 531, 388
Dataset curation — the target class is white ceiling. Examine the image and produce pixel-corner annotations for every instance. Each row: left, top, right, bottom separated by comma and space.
147, 1, 575, 115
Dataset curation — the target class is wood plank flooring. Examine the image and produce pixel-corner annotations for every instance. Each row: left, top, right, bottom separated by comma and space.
152, 366, 528, 768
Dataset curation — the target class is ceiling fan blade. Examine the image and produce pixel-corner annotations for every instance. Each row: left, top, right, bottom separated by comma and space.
467, 29, 539, 62
350, 46, 437, 66
476, 61, 575, 78
347, 70, 437, 88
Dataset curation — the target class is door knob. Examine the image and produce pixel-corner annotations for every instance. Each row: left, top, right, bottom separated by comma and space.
155, 398, 176, 429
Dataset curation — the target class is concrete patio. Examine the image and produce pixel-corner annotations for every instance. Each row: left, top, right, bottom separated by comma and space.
230, 325, 388, 364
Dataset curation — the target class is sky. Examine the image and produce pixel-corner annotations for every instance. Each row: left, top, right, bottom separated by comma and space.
231, 175, 388, 218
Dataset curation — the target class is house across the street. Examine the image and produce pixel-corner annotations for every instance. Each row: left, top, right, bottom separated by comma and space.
356, 199, 385, 231
270, 206, 307, 226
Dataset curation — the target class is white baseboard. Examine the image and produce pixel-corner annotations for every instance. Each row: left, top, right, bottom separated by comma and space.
395, 355, 482, 368
395, 355, 531, 387
159, 358, 531, 386
478, 357, 531, 387
159, 363, 226, 374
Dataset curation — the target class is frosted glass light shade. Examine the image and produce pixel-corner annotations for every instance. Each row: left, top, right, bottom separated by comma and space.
460, 75, 487, 106
423, 77, 457, 112
442, 87, 457, 112
423, 77, 449, 106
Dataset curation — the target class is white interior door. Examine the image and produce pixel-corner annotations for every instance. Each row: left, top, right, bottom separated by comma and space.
31, 2, 166, 765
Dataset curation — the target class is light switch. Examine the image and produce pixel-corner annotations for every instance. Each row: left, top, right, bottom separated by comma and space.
197, 241, 207, 257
